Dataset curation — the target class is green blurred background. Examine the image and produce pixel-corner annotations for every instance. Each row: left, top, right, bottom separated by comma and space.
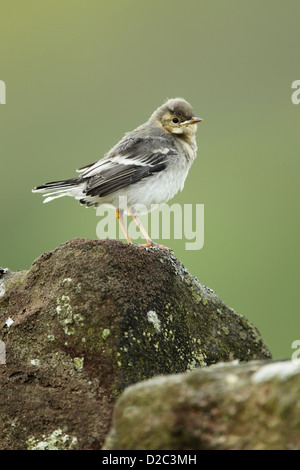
1, 0, 299, 359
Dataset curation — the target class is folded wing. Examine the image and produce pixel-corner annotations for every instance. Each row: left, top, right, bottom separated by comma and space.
80, 136, 176, 198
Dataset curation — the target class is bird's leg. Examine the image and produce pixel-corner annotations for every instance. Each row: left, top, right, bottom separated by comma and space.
128, 209, 173, 251
116, 209, 132, 244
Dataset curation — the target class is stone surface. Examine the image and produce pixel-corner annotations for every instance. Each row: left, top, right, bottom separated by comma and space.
104, 359, 300, 450
0, 238, 271, 449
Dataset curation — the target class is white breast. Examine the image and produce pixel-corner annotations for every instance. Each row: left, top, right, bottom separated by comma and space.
122, 138, 197, 213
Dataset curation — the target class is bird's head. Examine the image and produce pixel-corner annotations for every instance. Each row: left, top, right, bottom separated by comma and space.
151, 98, 203, 138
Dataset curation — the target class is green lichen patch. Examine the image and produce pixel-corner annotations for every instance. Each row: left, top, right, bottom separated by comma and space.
73, 356, 84, 371
56, 295, 84, 336
102, 328, 111, 340
27, 429, 78, 450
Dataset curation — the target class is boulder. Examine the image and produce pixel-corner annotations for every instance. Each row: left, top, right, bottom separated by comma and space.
104, 359, 300, 450
0, 239, 271, 449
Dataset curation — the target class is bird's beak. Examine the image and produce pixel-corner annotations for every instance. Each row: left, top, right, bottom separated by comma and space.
181, 117, 203, 126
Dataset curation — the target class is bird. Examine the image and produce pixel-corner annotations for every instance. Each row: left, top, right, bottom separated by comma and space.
33, 98, 203, 250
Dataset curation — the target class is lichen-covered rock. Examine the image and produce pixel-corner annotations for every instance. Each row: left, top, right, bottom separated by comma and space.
104, 359, 300, 450
0, 239, 271, 449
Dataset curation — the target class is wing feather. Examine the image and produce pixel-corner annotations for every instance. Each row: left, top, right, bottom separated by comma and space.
80, 136, 176, 199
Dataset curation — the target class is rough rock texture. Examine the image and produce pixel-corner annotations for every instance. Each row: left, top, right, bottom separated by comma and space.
104, 359, 300, 450
0, 238, 271, 450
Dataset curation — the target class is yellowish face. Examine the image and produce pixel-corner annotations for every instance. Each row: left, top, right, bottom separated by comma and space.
158, 112, 201, 137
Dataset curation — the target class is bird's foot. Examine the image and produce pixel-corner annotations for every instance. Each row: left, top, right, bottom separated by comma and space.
139, 241, 173, 251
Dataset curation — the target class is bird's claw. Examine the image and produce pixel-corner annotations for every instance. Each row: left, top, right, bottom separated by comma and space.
139, 242, 173, 252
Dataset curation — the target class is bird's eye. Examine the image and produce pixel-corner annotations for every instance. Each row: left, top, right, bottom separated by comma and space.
172, 117, 179, 124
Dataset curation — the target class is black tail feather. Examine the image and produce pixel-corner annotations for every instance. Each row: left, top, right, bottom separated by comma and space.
33, 177, 79, 191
